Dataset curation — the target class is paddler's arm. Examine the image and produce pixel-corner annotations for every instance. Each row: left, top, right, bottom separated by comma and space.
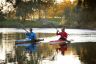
31, 33, 37, 42
25, 33, 30, 38
56, 30, 60, 35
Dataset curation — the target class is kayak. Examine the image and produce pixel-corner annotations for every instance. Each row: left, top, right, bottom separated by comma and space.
49, 40, 66, 45
15, 43, 32, 46
15, 39, 70, 46
15, 39, 44, 45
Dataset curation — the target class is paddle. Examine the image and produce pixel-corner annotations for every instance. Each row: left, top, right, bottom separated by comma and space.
17, 22, 29, 33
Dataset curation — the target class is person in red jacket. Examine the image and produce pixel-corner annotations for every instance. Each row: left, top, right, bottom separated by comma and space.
56, 27, 68, 41
56, 27, 68, 55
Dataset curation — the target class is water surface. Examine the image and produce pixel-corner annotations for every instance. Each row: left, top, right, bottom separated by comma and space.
0, 28, 96, 64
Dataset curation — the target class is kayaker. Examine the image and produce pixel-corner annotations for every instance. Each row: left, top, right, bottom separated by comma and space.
26, 28, 36, 41
26, 28, 44, 42
56, 27, 68, 41
56, 27, 68, 55
25, 28, 37, 53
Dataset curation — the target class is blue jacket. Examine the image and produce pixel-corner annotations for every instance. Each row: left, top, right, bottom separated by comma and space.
26, 32, 36, 40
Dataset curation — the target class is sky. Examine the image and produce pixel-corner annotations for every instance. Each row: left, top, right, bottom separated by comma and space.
56, 0, 64, 3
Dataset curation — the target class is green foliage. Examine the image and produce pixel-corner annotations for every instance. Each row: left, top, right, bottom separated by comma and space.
0, 19, 61, 28
0, 19, 44, 28
1, 0, 96, 28
15, 0, 54, 20
48, 18, 61, 23
0, 12, 6, 20
77, 0, 96, 10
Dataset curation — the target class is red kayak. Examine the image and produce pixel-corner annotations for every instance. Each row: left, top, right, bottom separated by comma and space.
49, 40, 66, 45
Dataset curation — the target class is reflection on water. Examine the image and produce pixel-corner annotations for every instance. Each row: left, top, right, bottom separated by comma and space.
0, 28, 96, 64
72, 42, 96, 64
0, 31, 56, 63
40, 45, 81, 64
0, 33, 16, 61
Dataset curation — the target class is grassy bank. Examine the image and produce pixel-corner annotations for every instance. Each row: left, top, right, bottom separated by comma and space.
0, 19, 46, 28
0, 19, 61, 28
0, 19, 96, 29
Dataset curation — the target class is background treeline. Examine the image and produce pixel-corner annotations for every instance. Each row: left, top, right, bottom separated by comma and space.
0, 0, 96, 28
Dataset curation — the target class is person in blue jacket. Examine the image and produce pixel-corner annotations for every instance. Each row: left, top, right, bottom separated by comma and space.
26, 28, 36, 40
25, 28, 37, 53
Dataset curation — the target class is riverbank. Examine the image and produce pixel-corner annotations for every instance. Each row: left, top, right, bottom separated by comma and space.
0, 19, 44, 28
0, 19, 61, 28
0, 19, 96, 29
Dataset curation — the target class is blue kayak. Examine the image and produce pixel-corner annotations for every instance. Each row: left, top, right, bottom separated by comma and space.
15, 38, 44, 46
16, 43, 31, 46
15, 39, 38, 52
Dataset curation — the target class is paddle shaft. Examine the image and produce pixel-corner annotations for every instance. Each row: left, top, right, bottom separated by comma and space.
17, 22, 29, 33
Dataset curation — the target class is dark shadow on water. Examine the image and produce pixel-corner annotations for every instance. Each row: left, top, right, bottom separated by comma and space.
71, 42, 96, 64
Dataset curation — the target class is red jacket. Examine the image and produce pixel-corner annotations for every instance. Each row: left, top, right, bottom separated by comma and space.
57, 32, 68, 40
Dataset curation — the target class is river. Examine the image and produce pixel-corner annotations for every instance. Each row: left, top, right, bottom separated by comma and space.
0, 28, 96, 64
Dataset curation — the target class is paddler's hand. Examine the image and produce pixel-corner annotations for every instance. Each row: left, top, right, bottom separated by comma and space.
57, 30, 59, 32
56, 30, 59, 35
26, 33, 30, 36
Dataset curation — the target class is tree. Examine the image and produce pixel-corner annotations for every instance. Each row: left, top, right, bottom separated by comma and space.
0, 11, 5, 20
76, 0, 96, 28
0, 0, 15, 20
77, 0, 96, 10
15, 0, 54, 20
0, 3, 6, 20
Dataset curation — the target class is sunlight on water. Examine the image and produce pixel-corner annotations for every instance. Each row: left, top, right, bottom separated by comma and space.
41, 51, 81, 64
0, 32, 15, 61
41, 36, 60, 42
0, 49, 6, 60
41, 46, 82, 64
54, 53, 81, 64
0, 28, 96, 34
0, 35, 6, 60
